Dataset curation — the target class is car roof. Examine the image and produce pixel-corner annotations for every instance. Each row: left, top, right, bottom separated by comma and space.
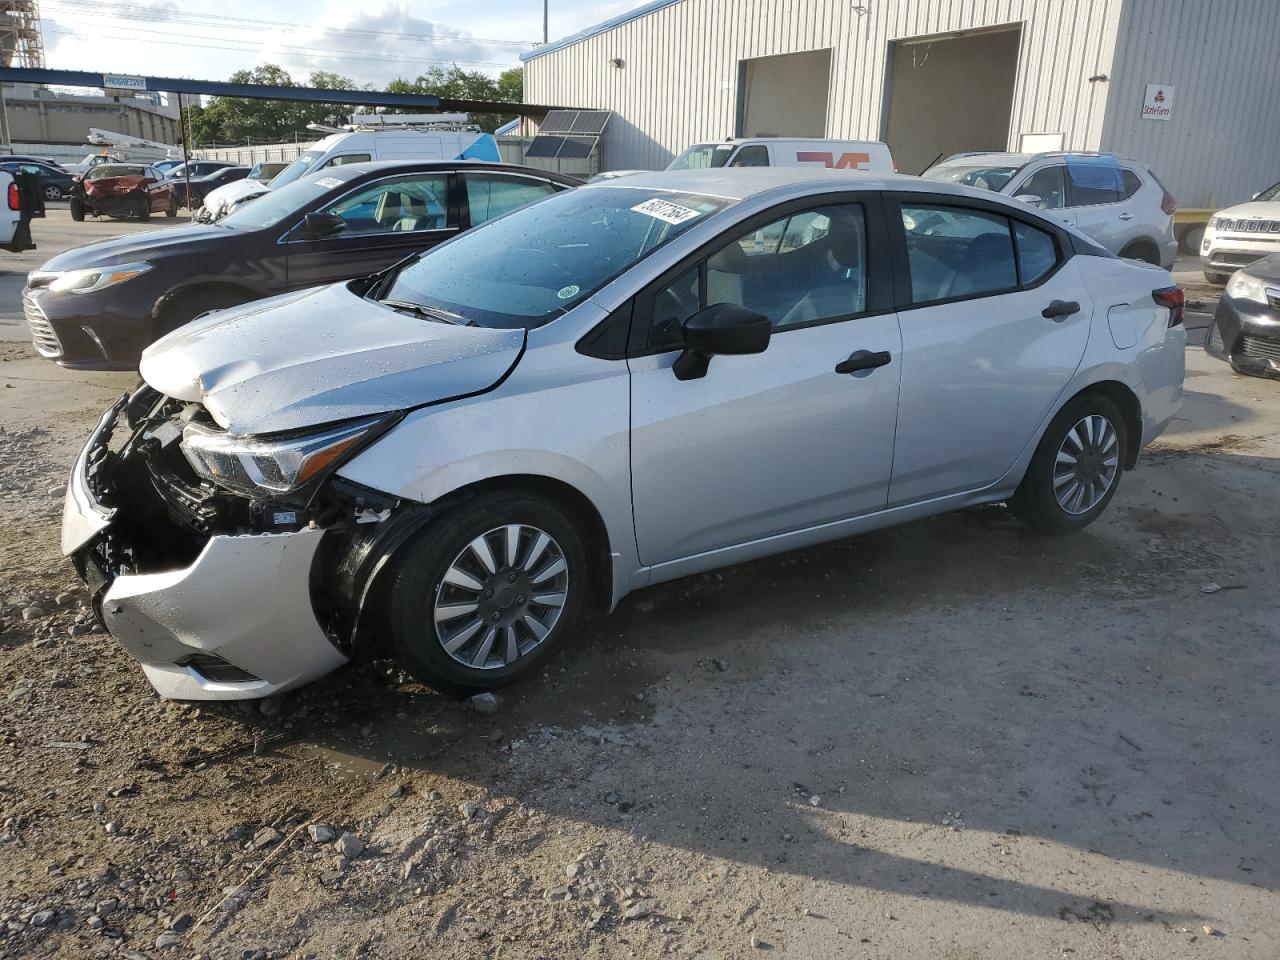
939, 150, 1142, 169
579, 167, 1017, 204
306, 159, 580, 184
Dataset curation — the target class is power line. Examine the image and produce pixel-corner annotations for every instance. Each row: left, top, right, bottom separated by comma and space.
42, 24, 523, 70
41, 0, 538, 48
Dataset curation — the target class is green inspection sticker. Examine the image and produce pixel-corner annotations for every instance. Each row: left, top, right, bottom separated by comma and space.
557, 285, 580, 300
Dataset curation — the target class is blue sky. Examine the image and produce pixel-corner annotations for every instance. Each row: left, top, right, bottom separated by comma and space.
41, 0, 638, 85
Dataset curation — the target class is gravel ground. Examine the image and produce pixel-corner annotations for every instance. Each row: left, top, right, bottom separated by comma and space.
0, 219, 1277, 959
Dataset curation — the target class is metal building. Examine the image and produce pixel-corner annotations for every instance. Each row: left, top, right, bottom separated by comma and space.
522, 0, 1280, 206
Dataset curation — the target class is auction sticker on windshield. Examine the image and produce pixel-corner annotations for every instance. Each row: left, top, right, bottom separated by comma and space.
631, 198, 702, 225
316, 177, 344, 188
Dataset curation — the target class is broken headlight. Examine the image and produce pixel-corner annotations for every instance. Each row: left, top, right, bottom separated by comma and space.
179, 415, 392, 499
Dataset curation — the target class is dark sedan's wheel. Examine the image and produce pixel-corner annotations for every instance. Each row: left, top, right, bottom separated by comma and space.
42, 184, 62, 201
155, 287, 249, 340
386, 491, 588, 695
1009, 393, 1127, 534
134, 195, 151, 221
69, 197, 85, 221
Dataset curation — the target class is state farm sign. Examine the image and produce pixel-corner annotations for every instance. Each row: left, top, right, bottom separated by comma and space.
1141, 83, 1174, 121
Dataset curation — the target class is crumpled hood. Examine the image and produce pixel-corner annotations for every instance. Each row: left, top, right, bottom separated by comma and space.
138, 282, 525, 435
1213, 200, 1280, 223
39, 223, 227, 270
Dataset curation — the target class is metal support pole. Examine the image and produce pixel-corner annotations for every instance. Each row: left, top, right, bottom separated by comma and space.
178, 91, 193, 221
543, 0, 548, 44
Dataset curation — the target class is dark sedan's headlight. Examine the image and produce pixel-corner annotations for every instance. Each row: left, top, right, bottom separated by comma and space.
180, 415, 391, 498
43, 261, 153, 295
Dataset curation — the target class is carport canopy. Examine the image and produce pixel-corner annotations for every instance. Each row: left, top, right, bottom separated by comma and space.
0, 67, 570, 119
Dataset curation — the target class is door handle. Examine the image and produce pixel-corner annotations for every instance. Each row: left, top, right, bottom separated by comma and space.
1041, 299, 1080, 320
1118, 213, 1134, 221
835, 349, 892, 374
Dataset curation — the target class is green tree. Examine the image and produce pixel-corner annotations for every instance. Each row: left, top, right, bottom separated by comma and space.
385, 65, 522, 132
185, 64, 358, 146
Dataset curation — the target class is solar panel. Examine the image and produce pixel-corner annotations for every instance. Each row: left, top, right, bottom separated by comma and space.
569, 111, 610, 134
524, 136, 567, 159
539, 110, 579, 134
557, 136, 598, 159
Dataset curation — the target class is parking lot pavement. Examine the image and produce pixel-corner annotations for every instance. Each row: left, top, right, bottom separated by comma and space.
1, 232, 1278, 958
0, 205, 192, 341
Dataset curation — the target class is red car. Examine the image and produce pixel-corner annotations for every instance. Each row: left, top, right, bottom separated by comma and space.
70, 163, 178, 222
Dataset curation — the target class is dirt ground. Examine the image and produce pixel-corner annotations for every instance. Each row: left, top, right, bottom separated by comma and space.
0, 213, 1277, 959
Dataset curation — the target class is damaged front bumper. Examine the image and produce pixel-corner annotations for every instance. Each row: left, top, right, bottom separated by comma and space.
1204, 290, 1280, 380
62, 392, 351, 700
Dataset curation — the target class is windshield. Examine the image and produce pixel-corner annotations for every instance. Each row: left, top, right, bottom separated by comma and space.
380, 186, 734, 329
1257, 180, 1280, 202
219, 172, 348, 230
87, 165, 144, 180
922, 163, 1020, 192
269, 150, 324, 188
667, 143, 735, 170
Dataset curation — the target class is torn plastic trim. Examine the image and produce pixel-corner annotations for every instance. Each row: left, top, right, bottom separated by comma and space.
310, 487, 438, 658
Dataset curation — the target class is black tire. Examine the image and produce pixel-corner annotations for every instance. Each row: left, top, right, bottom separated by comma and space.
154, 287, 249, 339
1119, 242, 1159, 265
69, 197, 84, 221
385, 490, 590, 695
135, 195, 151, 221
1203, 270, 1230, 286
1178, 224, 1205, 255
1008, 393, 1128, 534
165, 195, 177, 218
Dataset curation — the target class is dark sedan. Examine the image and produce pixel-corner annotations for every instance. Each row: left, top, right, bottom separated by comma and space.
0, 159, 75, 200
24, 161, 579, 369
173, 165, 250, 209
1204, 253, 1280, 379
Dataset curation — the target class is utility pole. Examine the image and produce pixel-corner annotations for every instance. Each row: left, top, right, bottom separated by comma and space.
177, 91, 193, 221
543, 0, 548, 44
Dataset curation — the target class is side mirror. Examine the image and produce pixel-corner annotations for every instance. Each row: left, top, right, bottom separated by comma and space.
1014, 193, 1044, 208
303, 211, 347, 239
672, 302, 771, 381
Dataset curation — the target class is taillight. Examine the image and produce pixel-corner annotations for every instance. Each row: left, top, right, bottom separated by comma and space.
7, 181, 19, 211
1160, 189, 1176, 216
1153, 285, 1184, 326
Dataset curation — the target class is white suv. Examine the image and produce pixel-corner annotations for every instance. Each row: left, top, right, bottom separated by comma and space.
924, 152, 1178, 267
1200, 179, 1280, 284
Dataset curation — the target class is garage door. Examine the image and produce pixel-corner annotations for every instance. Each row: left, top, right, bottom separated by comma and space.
738, 49, 832, 138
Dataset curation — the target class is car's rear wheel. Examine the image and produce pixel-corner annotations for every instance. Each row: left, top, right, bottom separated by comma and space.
386, 491, 588, 695
134, 195, 150, 221
1119, 241, 1159, 265
1203, 270, 1230, 285
42, 184, 62, 201
69, 197, 85, 221
1008, 393, 1127, 534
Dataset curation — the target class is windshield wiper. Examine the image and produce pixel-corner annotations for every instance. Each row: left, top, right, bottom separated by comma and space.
380, 299, 475, 326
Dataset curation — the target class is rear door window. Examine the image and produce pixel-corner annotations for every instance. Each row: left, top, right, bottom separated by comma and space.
900, 205, 1017, 303
1065, 160, 1124, 206
464, 173, 557, 225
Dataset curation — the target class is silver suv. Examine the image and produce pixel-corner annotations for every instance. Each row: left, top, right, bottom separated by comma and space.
924, 152, 1178, 267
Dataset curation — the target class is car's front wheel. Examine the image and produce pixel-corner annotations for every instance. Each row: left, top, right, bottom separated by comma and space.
386, 491, 589, 694
134, 195, 151, 221
1204, 270, 1230, 285
1008, 393, 1127, 534
69, 197, 85, 221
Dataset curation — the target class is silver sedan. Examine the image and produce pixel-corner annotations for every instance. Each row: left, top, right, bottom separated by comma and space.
62, 168, 1186, 699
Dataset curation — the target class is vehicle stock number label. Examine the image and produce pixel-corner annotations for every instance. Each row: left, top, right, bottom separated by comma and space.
631, 198, 702, 225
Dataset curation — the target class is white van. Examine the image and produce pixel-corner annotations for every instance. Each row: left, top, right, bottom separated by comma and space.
668, 138, 895, 174
269, 127, 502, 189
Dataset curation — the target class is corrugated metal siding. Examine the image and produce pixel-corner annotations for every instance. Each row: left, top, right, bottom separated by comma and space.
1100, 0, 1280, 207
524, 0, 1122, 171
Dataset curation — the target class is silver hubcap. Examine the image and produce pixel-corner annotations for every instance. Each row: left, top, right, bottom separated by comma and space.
433, 524, 569, 670
1054, 415, 1120, 515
